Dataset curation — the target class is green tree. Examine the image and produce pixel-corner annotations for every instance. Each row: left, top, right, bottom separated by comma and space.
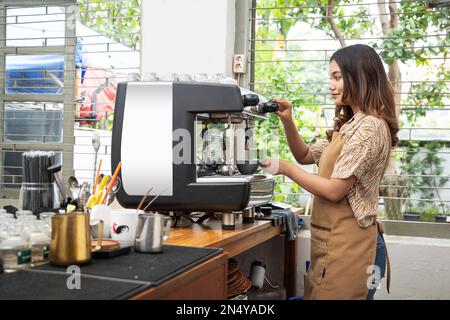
254, 0, 377, 206
253, 0, 450, 215
78, 0, 141, 50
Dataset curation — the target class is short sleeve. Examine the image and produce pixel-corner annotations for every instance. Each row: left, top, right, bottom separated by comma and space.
309, 139, 329, 166
331, 118, 384, 182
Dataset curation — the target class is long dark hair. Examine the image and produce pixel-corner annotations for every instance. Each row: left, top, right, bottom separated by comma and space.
326, 44, 399, 147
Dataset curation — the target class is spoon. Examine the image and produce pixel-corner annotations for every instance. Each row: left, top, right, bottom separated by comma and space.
79, 182, 91, 211
47, 163, 66, 200
92, 133, 101, 184
137, 186, 154, 212
67, 176, 80, 199
143, 187, 168, 211
106, 177, 122, 206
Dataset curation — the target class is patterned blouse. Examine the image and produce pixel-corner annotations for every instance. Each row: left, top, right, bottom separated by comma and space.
309, 112, 391, 228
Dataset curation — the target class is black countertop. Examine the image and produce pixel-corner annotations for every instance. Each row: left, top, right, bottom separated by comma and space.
0, 245, 222, 300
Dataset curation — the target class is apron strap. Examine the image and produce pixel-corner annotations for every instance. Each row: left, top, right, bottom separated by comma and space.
376, 221, 391, 294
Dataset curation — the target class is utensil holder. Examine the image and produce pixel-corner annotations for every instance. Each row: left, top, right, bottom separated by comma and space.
19, 182, 59, 214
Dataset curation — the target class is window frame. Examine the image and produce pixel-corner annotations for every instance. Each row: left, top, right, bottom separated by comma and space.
0, 0, 76, 197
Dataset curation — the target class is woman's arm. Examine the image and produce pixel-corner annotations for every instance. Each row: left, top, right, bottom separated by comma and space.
261, 159, 356, 202
281, 119, 315, 165
273, 98, 315, 165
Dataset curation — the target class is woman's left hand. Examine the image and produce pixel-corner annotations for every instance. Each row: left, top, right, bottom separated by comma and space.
260, 158, 290, 175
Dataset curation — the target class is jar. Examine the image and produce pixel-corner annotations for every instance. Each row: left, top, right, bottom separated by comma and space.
39, 211, 55, 221
16, 210, 32, 217
18, 182, 60, 214
38, 215, 53, 238
18, 215, 37, 222
0, 226, 31, 272
29, 225, 50, 265
0, 213, 14, 221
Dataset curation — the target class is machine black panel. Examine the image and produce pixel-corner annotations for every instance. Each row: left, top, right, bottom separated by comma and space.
111, 82, 251, 212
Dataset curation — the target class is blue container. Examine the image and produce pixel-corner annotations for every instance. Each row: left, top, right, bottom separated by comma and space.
403, 212, 421, 221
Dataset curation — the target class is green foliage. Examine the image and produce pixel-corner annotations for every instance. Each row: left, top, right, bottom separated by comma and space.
254, 0, 450, 209
404, 66, 450, 123
398, 140, 450, 214
256, 0, 375, 39
78, 0, 141, 50
420, 205, 446, 222
254, 0, 378, 206
374, 0, 449, 65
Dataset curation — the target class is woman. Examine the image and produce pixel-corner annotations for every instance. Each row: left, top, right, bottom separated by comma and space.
261, 44, 398, 300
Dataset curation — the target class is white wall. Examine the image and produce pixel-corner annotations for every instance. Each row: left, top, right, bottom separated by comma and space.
141, 0, 236, 76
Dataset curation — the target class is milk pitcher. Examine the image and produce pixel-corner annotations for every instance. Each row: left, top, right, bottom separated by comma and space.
134, 213, 171, 253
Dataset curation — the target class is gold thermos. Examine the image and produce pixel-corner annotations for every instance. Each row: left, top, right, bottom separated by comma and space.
49, 212, 103, 266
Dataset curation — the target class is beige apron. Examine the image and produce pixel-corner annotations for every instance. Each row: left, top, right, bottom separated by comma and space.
304, 130, 391, 300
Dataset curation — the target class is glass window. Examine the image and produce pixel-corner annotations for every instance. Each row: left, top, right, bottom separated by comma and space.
6, 6, 66, 47
5, 54, 65, 94
3, 102, 63, 143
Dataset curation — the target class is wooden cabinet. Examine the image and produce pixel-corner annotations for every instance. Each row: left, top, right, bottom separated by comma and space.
131, 218, 297, 299
130, 252, 228, 300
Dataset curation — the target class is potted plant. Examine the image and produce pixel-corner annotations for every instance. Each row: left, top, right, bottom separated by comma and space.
399, 141, 449, 223
434, 204, 449, 223
403, 201, 421, 222
432, 173, 449, 223
435, 213, 448, 223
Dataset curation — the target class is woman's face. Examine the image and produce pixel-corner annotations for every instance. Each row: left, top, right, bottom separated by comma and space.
329, 60, 344, 105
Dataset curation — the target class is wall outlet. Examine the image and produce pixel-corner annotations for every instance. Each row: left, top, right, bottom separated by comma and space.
233, 54, 246, 74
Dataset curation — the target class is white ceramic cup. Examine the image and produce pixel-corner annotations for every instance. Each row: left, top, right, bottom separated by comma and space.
110, 209, 142, 246
90, 204, 112, 238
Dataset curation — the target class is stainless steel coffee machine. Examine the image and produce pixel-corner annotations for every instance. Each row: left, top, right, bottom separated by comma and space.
111, 81, 277, 229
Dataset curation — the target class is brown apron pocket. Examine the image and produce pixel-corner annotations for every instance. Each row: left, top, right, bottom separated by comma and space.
311, 223, 331, 232
309, 237, 329, 285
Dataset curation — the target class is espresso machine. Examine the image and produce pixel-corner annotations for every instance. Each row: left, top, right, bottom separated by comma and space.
111, 81, 277, 229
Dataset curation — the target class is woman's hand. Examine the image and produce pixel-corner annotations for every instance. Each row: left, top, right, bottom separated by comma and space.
272, 98, 293, 123
260, 158, 290, 175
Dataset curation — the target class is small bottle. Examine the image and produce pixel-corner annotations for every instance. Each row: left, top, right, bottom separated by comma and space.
17, 214, 37, 222
39, 212, 55, 238
29, 225, 50, 265
16, 210, 33, 220
0, 213, 14, 221
39, 211, 55, 221
0, 226, 32, 272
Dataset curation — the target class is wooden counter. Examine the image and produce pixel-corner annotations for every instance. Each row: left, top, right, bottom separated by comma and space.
164, 219, 283, 257
131, 211, 300, 299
